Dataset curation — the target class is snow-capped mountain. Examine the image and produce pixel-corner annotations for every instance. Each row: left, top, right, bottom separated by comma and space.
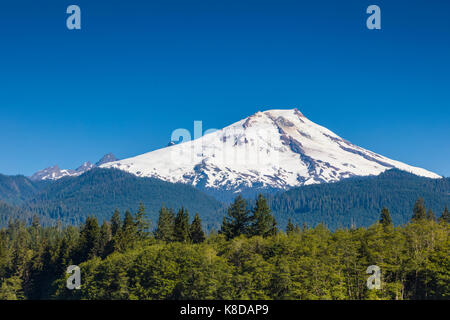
101, 108, 440, 192
31, 153, 119, 181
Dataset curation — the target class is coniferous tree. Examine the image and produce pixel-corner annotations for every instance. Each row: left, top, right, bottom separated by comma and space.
98, 221, 112, 258
286, 219, 295, 235
412, 198, 427, 221
110, 209, 121, 236
379, 207, 393, 227
77, 216, 101, 261
115, 210, 137, 251
220, 195, 252, 240
30, 215, 41, 250
134, 202, 150, 239
249, 194, 277, 237
174, 207, 190, 243
439, 206, 450, 223
123, 211, 135, 233
302, 222, 308, 233
154, 207, 175, 242
427, 209, 436, 221
190, 213, 205, 244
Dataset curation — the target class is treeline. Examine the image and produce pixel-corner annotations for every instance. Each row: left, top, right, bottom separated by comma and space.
0, 195, 449, 300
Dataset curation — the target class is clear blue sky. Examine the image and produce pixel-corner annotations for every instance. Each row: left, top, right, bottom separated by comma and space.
0, 0, 449, 176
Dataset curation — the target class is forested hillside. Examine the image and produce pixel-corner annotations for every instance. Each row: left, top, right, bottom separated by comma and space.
0, 196, 448, 300
0, 201, 30, 227
0, 168, 448, 230
0, 174, 46, 205
268, 170, 450, 229
23, 168, 225, 229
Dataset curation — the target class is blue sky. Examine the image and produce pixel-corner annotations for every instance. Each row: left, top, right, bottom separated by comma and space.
0, 0, 449, 176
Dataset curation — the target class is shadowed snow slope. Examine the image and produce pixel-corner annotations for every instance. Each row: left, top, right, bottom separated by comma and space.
101, 108, 440, 192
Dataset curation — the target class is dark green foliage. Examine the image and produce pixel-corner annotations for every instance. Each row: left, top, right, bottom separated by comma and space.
412, 198, 427, 221
154, 207, 175, 242
190, 213, 205, 244
111, 211, 137, 253
379, 207, 392, 227
98, 222, 112, 258
110, 209, 121, 236
76, 216, 101, 262
174, 207, 190, 243
249, 194, 277, 237
122, 210, 136, 243
220, 195, 252, 240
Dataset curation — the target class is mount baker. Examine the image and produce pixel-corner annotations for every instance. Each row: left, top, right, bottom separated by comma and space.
96, 108, 439, 194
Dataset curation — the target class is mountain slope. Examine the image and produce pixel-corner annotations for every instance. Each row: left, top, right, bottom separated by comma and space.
0, 174, 48, 205
102, 109, 440, 197
24, 168, 225, 229
267, 169, 450, 230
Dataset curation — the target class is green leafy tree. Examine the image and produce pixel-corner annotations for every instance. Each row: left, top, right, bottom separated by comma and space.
190, 213, 205, 244
220, 195, 251, 240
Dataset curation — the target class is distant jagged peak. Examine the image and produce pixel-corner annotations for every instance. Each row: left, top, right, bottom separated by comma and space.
95, 153, 119, 166
31, 153, 119, 181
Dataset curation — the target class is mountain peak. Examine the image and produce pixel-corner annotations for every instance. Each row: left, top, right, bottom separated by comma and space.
95, 153, 119, 166
31, 153, 119, 181
101, 108, 440, 192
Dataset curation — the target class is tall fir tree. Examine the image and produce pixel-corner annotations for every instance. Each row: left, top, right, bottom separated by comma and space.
427, 209, 436, 221
134, 202, 150, 239
190, 213, 206, 244
249, 194, 277, 237
114, 210, 137, 251
286, 219, 295, 235
174, 207, 190, 243
154, 207, 175, 242
439, 206, 450, 223
110, 209, 121, 237
379, 207, 393, 227
412, 198, 427, 221
98, 221, 112, 258
77, 216, 101, 262
220, 195, 252, 240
